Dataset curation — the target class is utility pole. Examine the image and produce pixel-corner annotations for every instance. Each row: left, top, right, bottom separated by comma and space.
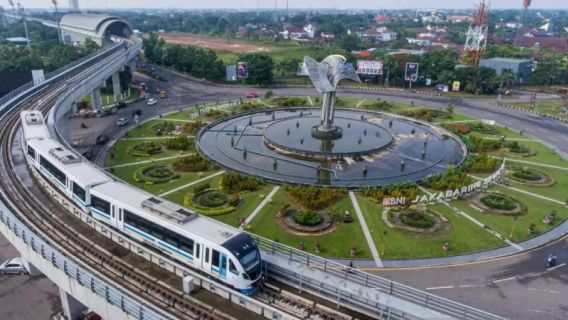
52, 0, 63, 44
17, 2, 30, 50
8, 0, 16, 19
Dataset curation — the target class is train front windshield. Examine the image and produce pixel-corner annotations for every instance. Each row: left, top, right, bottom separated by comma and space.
222, 233, 262, 280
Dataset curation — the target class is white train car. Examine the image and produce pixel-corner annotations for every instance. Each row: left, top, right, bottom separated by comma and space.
90, 182, 262, 294
25, 138, 111, 210
20, 111, 51, 151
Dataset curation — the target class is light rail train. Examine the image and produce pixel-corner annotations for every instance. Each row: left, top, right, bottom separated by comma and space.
20, 110, 262, 294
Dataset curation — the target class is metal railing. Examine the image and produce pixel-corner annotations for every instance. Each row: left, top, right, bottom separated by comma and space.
253, 235, 506, 320
0, 206, 170, 320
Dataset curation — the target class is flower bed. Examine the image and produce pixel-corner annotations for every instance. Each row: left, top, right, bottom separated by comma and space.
282, 208, 334, 234
133, 165, 180, 184
399, 211, 436, 229
293, 210, 323, 226
129, 142, 163, 157
506, 166, 554, 187
183, 189, 239, 216
470, 192, 526, 216
386, 207, 446, 234
173, 154, 209, 172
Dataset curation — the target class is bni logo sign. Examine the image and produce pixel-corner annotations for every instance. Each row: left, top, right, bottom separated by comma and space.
382, 197, 406, 206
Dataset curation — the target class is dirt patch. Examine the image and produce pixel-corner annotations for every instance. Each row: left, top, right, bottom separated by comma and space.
159, 33, 275, 53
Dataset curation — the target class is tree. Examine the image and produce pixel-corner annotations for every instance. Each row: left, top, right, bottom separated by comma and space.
143, 32, 165, 64
336, 34, 360, 52
238, 53, 274, 84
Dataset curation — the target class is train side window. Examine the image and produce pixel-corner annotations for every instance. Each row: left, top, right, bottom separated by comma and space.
229, 260, 238, 275
212, 250, 220, 268
205, 248, 210, 263
72, 182, 86, 202
111, 206, 115, 218
27, 146, 36, 159
119, 209, 122, 222
195, 243, 200, 259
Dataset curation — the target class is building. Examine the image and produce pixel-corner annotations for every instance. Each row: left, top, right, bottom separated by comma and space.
69, 0, 79, 10
357, 27, 397, 42
280, 24, 315, 41
479, 58, 533, 84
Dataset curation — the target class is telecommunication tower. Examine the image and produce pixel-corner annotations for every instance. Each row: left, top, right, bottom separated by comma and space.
514, 0, 531, 46
462, 0, 490, 67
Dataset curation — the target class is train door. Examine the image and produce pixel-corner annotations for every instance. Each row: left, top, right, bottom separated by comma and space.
116, 208, 124, 230
219, 253, 227, 279
194, 243, 201, 269
203, 246, 211, 274
211, 249, 221, 278
111, 205, 117, 226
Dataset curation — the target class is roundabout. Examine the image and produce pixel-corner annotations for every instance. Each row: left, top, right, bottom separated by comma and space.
197, 108, 467, 188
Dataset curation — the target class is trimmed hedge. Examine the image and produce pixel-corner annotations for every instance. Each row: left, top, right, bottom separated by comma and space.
511, 167, 540, 181
173, 154, 209, 172
133, 165, 180, 184
480, 193, 519, 211
129, 142, 163, 157
183, 189, 238, 216
194, 190, 228, 208
399, 211, 436, 229
293, 211, 323, 226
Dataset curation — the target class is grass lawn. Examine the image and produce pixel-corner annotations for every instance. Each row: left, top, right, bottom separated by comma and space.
507, 100, 568, 121
212, 185, 275, 228
452, 186, 568, 243
356, 196, 505, 260
498, 141, 567, 167
109, 158, 217, 195
105, 139, 194, 167
123, 119, 191, 139
245, 190, 372, 259
505, 166, 568, 202
164, 175, 223, 205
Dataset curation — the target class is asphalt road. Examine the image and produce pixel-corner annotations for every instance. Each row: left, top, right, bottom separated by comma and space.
41, 66, 568, 319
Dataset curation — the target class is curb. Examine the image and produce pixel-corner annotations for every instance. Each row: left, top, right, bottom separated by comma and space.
499, 104, 568, 124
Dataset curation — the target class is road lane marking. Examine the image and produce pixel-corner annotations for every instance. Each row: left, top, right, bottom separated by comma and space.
546, 262, 566, 272
425, 285, 454, 290
528, 288, 562, 294
528, 309, 553, 314
491, 276, 516, 283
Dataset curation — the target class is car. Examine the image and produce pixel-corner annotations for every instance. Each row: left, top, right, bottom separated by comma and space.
117, 117, 129, 127
245, 91, 259, 98
96, 135, 109, 145
0, 257, 28, 275
116, 102, 127, 109
146, 98, 158, 106
81, 149, 94, 160
131, 109, 142, 117
144, 93, 151, 100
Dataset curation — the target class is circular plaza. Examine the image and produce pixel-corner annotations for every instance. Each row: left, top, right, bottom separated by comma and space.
196, 107, 467, 188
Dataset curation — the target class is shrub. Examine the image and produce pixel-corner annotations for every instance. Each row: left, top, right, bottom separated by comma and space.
130, 142, 163, 157
293, 211, 323, 226
505, 141, 530, 154
152, 121, 177, 136
362, 182, 419, 203
511, 167, 540, 181
470, 122, 500, 135
165, 136, 192, 151
400, 108, 451, 122
443, 123, 471, 135
182, 119, 205, 135
173, 154, 209, 171
133, 165, 180, 184
284, 186, 345, 210
480, 193, 518, 211
240, 100, 263, 111
220, 173, 264, 192
192, 182, 210, 193
399, 211, 436, 229
272, 97, 307, 106
228, 193, 241, 207
363, 100, 393, 111
194, 190, 228, 208
420, 167, 473, 190
469, 153, 496, 173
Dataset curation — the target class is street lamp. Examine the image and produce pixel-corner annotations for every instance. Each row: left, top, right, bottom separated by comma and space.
52, 0, 63, 44
16, 2, 30, 50
7, 0, 15, 19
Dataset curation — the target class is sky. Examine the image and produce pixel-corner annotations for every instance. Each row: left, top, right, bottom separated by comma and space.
0, 0, 563, 10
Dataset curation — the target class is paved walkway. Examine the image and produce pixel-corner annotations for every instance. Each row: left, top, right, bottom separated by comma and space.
348, 191, 383, 267
470, 175, 564, 205
501, 158, 568, 171
159, 118, 195, 123
419, 187, 523, 251
241, 186, 280, 229
355, 99, 366, 108
105, 153, 193, 169
306, 96, 314, 106
159, 171, 225, 197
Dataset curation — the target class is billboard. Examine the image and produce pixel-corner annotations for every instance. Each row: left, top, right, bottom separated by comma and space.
404, 62, 419, 82
356, 60, 384, 75
452, 81, 461, 92
237, 62, 248, 79
226, 65, 237, 82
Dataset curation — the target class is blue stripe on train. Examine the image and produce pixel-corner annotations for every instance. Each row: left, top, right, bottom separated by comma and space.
124, 224, 194, 261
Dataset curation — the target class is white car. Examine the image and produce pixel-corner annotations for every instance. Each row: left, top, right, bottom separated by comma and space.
0, 257, 28, 275
116, 117, 129, 127
146, 98, 158, 106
